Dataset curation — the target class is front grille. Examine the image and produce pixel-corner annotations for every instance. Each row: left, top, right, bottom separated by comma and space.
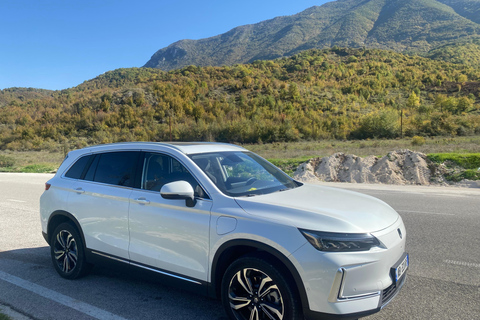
381, 275, 406, 307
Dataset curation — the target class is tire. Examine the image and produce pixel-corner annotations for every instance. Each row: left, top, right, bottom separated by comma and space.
221, 253, 303, 320
50, 222, 91, 279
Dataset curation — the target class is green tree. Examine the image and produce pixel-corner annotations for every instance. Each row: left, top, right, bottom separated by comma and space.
407, 92, 420, 109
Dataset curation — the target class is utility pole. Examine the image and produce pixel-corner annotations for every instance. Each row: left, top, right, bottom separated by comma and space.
400, 109, 403, 139
169, 114, 173, 141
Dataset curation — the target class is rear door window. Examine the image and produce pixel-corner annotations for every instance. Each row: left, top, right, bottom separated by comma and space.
91, 152, 139, 187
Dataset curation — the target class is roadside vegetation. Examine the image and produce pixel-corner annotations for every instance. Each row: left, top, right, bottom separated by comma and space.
1, 48, 480, 153
428, 152, 480, 182
250, 137, 480, 178
0, 152, 62, 173
1, 137, 478, 179
0, 310, 12, 320
1, 47, 479, 178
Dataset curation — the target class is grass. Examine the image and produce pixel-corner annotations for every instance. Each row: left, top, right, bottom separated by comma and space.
268, 157, 313, 176
0, 310, 11, 320
0, 136, 479, 176
0, 150, 64, 173
427, 153, 480, 169
445, 169, 480, 182
427, 153, 480, 181
243, 136, 480, 160
20, 164, 57, 173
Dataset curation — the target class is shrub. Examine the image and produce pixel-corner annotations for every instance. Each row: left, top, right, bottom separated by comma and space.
351, 110, 399, 139
411, 136, 426, 146
0, 155, 15, 168
445, 170, 480, 182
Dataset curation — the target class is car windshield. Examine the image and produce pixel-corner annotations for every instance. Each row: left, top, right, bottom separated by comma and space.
189, 151, 299, 197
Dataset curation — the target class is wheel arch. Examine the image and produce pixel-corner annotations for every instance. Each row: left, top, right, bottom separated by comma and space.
47, 210, 86, 246
209, 239, 309, 311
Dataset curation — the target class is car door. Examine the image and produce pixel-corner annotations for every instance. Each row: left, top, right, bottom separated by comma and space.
68, 151, 140, 260
128, 152, 212, 281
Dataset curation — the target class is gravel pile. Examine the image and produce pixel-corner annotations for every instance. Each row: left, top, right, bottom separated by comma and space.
293, 149, 479, 187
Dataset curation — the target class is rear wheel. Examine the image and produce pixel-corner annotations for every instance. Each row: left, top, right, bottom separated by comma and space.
221, 254, 302, 320
50, 222, 91, 279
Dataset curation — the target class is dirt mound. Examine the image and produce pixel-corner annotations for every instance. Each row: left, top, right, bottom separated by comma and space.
293, 150, 447, 186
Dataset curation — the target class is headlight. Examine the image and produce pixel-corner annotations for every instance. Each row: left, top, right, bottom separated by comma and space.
299, 229, 384, 252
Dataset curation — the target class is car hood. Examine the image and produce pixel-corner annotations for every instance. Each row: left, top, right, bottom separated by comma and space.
234, 184, 399, 233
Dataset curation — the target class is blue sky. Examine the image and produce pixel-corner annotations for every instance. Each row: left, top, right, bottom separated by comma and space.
1, 0, 330, 91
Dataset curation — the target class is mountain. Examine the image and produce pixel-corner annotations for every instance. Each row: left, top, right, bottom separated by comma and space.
144, 0, 480, 71
437, 0, 480, 24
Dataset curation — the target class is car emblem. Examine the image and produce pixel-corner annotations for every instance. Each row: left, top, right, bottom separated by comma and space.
397, 228, 403, 239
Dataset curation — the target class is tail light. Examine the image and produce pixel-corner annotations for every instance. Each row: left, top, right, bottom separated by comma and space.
45, 183, 51, 191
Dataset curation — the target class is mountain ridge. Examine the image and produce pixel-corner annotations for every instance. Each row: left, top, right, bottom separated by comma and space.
144, 0, 480, 70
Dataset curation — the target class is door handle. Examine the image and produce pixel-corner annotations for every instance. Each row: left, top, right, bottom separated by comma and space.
134, 198, 150, 204
74, 188, 85, 194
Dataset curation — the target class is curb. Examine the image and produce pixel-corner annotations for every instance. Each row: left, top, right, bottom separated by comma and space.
0, 305, 31, 320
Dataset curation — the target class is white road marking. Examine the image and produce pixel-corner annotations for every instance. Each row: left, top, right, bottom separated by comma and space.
444, 260, 480, 269
0, 270, 128, 320
7, 199, 26, 203
398, 210, 455, 216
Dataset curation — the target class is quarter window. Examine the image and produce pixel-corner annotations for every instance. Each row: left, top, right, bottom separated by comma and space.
65, 155, 92, 179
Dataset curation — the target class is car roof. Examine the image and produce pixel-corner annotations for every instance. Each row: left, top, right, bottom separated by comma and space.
69, 142, 247, 156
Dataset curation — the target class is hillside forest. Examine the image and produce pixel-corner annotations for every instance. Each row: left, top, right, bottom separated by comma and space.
1, 48, 480, 152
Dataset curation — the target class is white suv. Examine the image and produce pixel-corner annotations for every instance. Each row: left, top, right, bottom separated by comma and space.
40, 142, 408, 320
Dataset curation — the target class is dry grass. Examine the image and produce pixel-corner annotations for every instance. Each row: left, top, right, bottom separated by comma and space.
243, 136, 480, 160
0, 150, 65, 172
0, 136, 479, 173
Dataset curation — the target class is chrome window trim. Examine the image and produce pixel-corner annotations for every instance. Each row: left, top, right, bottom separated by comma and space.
65, 179, 135, 191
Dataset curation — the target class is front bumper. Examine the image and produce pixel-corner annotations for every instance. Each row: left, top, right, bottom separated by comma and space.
291, 218, 408, 318
303, 274, 407, 320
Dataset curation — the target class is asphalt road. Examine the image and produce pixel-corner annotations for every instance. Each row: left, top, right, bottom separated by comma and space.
0, 173, 479, 320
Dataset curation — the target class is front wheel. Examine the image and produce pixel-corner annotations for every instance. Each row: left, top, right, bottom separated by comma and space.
221, 254, 302, 320
50, 222, 91, 279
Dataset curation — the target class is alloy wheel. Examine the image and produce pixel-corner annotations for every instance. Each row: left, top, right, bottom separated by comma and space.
228, 267, 284, 320
53, 230, 78, 274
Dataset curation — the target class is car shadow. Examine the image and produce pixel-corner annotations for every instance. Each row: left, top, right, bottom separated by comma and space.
0, 247, 227, 320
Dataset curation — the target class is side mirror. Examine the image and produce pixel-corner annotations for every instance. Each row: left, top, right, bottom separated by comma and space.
160, 181, 196, 207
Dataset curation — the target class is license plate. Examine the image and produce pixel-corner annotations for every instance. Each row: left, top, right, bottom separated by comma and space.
395, 254, 409, 282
